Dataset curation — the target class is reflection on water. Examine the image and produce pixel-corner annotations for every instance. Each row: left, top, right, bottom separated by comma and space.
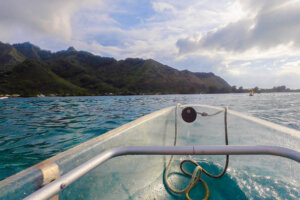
0, 93, 300, 182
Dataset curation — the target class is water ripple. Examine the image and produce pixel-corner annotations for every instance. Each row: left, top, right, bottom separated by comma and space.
1, 93, 300, 196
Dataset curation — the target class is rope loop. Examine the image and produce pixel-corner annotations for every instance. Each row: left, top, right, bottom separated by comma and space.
164, 157, 209, 199
164, 105, 229, 200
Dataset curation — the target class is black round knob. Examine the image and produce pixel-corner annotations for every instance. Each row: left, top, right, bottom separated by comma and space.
181, 107, 197, 123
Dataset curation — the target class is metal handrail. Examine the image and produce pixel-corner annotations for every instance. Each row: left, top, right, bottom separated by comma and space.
24, 145, 300, 200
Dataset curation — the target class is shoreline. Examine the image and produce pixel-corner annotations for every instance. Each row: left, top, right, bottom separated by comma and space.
1, 91, 300, 98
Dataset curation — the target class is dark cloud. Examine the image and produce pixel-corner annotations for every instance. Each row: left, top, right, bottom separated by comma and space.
177, 0, 300, 53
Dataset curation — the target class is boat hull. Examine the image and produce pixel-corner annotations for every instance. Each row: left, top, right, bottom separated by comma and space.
0, 105, 299, 199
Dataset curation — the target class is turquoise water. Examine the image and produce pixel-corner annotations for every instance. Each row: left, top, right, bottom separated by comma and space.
0, 93, 299, 195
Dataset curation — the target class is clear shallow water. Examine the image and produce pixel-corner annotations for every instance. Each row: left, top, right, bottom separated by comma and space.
0, 93, 299, 183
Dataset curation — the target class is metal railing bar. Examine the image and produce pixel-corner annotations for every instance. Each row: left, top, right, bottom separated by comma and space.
24, 145, 300, 200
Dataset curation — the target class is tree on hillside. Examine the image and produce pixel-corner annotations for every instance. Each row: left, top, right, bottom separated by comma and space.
237, 86, 244, 93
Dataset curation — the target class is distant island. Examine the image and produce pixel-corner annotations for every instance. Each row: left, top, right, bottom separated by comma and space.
230, 85, 300, 93
0, 41, 299, 97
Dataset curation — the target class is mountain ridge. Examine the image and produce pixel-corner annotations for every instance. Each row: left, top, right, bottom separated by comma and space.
0, 41, 231, 96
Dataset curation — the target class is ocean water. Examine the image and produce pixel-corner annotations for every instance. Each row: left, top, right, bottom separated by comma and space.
0, 93, 299, 195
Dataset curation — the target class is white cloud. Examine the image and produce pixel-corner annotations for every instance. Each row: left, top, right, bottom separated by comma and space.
278, 60, 300, 75
173, 0, 300, 88
74, 0, 243, 59
152, 2, 176, 13
176, 0, 300, 55
0, 0, 102, 42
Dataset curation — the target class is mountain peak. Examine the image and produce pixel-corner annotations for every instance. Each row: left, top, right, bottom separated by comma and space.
14, 42, 39, 49
67, 46, 76, 52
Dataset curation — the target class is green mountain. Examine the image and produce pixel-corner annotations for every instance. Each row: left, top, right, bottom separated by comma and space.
0, 42, 25, 71
13, 42, 52, 60
0, 42, 231, 96
0, 59, 87, 96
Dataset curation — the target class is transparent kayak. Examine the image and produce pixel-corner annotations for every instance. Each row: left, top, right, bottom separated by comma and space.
0, 105, 299, 200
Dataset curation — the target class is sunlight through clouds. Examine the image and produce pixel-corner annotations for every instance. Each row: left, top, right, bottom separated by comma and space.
0, 0, 300, 88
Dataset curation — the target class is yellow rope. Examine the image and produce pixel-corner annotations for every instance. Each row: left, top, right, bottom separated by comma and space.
164, 155, 209, 199
185, 166, 209, 200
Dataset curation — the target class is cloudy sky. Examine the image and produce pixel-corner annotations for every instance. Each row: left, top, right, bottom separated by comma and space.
1, 0, 300, 88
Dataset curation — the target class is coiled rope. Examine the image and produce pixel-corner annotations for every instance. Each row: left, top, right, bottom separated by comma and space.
164, 105, 229, 200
